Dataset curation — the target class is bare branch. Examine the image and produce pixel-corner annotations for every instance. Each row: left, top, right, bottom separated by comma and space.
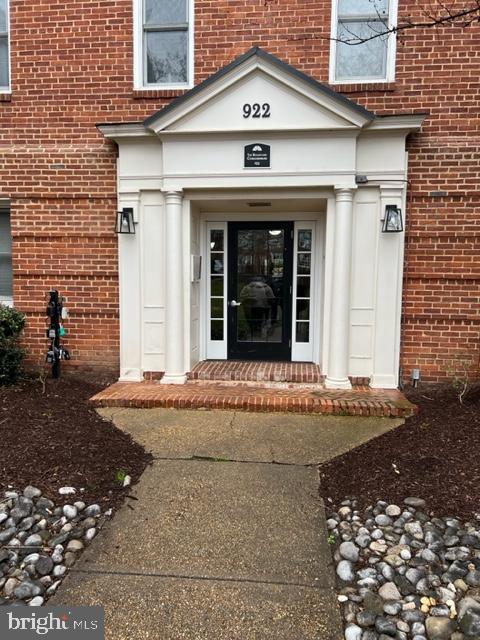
290, 2, 480, 45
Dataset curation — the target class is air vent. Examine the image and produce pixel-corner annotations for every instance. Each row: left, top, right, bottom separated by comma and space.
247, 202, 272, 207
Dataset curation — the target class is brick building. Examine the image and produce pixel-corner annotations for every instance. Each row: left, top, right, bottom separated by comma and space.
0, 0, 478, 386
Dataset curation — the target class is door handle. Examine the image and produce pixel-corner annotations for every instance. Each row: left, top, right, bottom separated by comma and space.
229, 300, 242, 307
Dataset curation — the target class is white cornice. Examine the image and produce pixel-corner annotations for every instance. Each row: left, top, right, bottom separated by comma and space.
365, 114, 427, 132
97, 123, 154, 139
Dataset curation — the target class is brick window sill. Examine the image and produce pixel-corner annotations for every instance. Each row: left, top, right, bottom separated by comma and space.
0, 93, 12, 102
330, 82, 396, 93
132, 89, 188, 100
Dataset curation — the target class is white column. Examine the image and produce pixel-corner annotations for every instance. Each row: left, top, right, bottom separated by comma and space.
161, 190, 187, 384
325, 188, 354, 389
118, 194, 143, 382
371, 186, 405, 388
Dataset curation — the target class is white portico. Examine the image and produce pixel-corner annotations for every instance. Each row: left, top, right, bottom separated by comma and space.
99, 47, 424, 389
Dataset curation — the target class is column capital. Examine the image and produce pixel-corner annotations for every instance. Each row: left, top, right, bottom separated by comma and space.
162, 189, 183, 204
334, 186, 356, 203
379, 184, 404, 199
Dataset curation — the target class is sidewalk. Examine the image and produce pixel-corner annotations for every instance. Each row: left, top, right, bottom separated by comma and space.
53, 410, 403, 639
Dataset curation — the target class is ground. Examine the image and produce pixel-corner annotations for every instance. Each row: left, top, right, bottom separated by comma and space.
319, 383, 480, 520
2, 373, 479, 518
0, 374, 153, 509
2, 373, 480, 638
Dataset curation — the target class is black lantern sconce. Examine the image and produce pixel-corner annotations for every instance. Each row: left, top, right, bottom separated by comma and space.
382, 205, 403, 233
115, 207, 136, 234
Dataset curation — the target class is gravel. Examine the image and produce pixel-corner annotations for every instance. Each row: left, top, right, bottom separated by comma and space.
328, 497, 480, 639
0, 486, 110, 605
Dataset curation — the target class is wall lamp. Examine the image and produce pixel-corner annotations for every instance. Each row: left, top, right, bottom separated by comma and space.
115, 208, 135, 234
382, 205, 403, 233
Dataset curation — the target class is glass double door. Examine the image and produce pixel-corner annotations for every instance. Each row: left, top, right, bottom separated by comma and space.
227, 221, 293, 360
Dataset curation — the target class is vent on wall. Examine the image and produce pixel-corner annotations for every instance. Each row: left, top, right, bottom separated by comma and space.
247, 202, 272, 207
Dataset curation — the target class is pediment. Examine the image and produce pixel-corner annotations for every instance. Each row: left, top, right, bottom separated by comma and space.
144, 48, 374, 135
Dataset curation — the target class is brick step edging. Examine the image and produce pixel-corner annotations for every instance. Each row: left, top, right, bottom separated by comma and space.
91, 394, 416, 418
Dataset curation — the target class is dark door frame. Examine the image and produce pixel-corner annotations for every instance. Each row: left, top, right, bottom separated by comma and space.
227, 220, 294, 361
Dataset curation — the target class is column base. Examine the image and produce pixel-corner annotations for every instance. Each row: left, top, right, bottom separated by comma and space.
161, 373, 188, 385
370, 374, 398, 389
119, 368, 143, 383
325, 376, 352, 390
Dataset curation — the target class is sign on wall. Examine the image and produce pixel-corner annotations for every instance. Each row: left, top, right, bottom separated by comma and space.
244, 143, 270, 168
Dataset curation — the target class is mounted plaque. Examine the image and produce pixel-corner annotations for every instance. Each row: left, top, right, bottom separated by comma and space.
244, 143, 270, 168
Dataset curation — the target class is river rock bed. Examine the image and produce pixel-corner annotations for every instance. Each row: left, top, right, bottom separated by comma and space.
0, 486, 110, 606
328, 497, 480, 639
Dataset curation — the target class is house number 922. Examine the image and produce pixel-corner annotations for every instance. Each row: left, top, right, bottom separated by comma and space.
243, 103, 271, 118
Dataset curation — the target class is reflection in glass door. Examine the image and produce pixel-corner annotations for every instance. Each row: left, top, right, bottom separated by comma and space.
228, 222, 293, 360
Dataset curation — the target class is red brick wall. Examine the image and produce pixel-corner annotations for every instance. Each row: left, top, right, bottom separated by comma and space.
1, 0, 478, 381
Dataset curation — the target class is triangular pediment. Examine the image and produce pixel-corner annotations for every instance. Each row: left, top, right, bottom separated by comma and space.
144, 48, 375, 134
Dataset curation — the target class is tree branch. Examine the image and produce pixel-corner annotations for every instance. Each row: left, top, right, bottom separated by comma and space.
290, 2, 480, 45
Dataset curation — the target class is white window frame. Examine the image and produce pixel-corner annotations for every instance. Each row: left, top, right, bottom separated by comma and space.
0, 0, 11, 93
133, 0, 194, 91
0, 205, 13, 305
329, 0, 397, 84
205, 222, 227, 360
291, 222, 316, 362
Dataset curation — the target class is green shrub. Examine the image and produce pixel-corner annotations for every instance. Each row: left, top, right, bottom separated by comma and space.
0, 305, 26, 385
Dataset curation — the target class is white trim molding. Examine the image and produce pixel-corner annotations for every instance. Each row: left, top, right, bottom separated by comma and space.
118, 192, 143, 382
371, 184, 405, 388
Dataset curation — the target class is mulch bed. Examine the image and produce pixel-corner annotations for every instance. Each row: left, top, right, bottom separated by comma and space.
319, 383, 480, 520
0, 373, 153, 509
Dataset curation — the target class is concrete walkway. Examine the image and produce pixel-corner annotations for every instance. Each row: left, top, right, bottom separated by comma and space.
53, 409, 403, 639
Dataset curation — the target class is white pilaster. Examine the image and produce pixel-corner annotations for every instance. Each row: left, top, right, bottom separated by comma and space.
118, 194, 143, 382
161, 190, 188, 384
371, 186, 405, 388
325, 188, 354, 389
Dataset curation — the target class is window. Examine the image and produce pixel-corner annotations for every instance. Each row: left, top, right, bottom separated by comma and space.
0, 208, 13, 301
135, 0, 193, 89
331, 0, 397, 83
0, 0, 9, 90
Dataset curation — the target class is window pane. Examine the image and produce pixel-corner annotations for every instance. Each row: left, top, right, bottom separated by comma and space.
146, 31, 188, 84
0, 0, 7, 32
0, 254, 12, 298
210, 230, 224, 252
145, 0, 187, 25
210, 320, 223, 341
211, 276, 223, 297
238, 230, 253, 252
338, 0, 388, 17
336, 21, 388, 80
210, 298, 223, 319
0, 211, 12, 253
296, 322, 309, 343
210, 253, 223, 275
298, 230, 312, 252
0, 37, 8, 87
297, 253, 311, 275
297, 277, 310, 299
296, 299, 310, 321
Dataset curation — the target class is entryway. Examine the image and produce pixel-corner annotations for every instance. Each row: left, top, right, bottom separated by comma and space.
203, 205, 322, 365
228, 221, 293, 360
